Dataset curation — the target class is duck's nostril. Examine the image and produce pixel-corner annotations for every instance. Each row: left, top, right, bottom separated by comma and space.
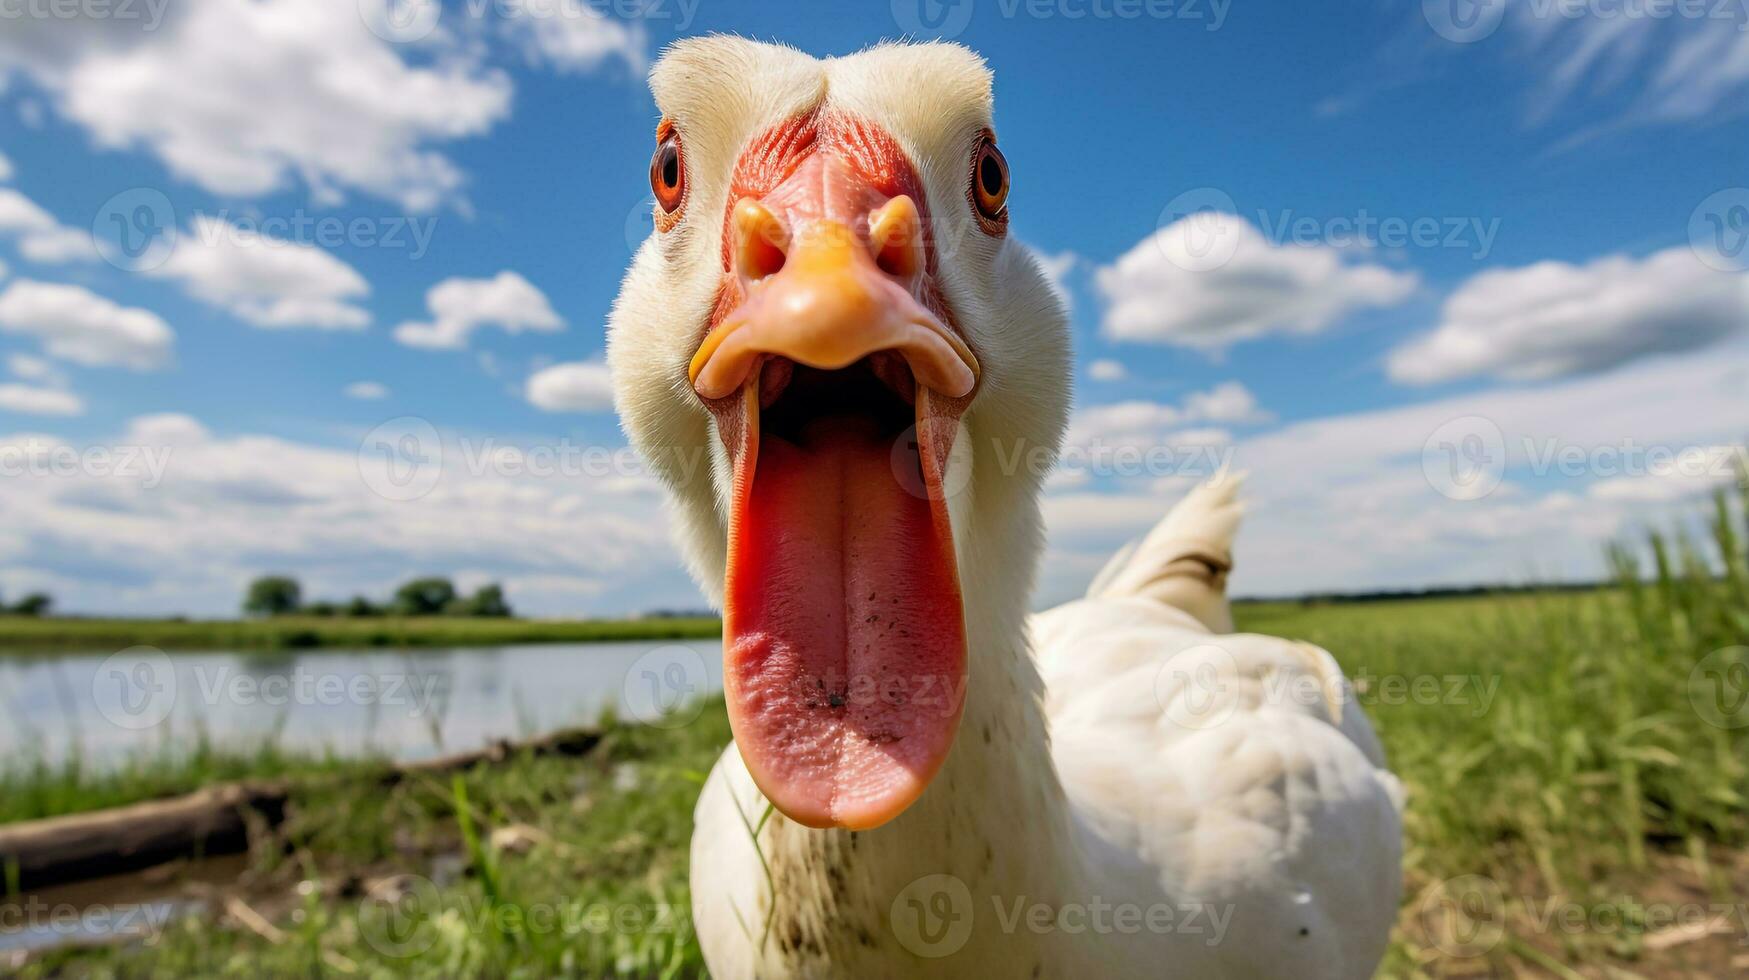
733, 198, 788, 283
869, 195, 924, 283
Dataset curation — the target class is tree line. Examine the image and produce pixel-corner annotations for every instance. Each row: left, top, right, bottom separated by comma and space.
243, 576, 514, 619
0, 592, 53, 617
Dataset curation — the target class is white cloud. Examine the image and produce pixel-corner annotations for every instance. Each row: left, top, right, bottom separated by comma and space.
500, 3, 646, 74
0, 414, 691, 617
0, 384, 83, 416
0, 187, 98, 264
1087, 359, 1126, 382
0, 150, 12, 181
1068, 381, 1270, 448
152, 216, 370, 330
1038, 341, 1749, 605
126, 412, 212, 446
7, 354, 63, 384
395, 271, 563, 350
1510, 6, 1749, 135
1096, 213, 1418, 350
0, 280, 174, 369
0, 0, 516, 211
1388, 247, 1747, 385
1183, 381, 1273, 424
527, 360, 614, 412
345, 381, 390, 400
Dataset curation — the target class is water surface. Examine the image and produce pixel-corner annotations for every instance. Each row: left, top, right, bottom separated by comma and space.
0, 641, 725, 769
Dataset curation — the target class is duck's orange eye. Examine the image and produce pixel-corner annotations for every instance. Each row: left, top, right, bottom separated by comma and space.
971, 138, 1009, 226
651, 136, 685, 215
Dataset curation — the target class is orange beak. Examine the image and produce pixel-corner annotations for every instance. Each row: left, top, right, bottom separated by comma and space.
690, 195, 978, 401
691, 151, 977, 831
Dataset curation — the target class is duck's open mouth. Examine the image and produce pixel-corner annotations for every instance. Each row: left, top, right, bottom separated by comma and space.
690, 194, 977, 830
714, 357, 966, 830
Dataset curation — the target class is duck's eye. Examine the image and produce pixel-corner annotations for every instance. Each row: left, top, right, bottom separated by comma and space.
971, 138, 1009, 225
651, 136, 685, 215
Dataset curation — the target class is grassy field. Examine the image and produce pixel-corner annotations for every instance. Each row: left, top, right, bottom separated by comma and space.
3, 489, 1745, 977
0, 615, 722, 653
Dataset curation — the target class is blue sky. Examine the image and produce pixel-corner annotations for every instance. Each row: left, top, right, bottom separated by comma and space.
0, 0, 1745, 616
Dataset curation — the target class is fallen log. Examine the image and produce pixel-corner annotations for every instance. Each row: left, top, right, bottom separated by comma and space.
0, 782, 287, 892
0, 726, 601, 891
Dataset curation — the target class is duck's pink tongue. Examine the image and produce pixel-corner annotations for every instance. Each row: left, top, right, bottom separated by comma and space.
723, 415, 966, 830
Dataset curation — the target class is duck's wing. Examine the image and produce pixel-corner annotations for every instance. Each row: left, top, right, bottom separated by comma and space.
1030, 478, 1405, 979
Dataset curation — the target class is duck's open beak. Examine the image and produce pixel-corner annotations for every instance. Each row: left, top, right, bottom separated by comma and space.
690, 170, 978, 831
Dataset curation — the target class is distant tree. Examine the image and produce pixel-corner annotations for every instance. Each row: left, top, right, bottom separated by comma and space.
345, 595, 383, 618
445, 584, 513, 618
11, 593, 52, 617
305, 601, 340, 618
467, 584, 513, 618
243, 576, 302, 618
393, 577, 456, 616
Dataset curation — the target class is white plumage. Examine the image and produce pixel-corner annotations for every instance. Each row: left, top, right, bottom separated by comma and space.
609, 36, 1403, 979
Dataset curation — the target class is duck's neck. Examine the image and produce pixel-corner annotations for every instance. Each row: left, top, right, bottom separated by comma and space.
757, 574, 1083, 970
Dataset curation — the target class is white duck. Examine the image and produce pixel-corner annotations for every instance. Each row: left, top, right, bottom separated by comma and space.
608, 37, 1403, 979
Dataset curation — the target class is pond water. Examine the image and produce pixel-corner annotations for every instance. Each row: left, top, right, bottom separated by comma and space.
0, 641, 725, 769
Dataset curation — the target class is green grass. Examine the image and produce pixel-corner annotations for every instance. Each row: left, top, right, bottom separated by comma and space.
9, 707, 733, 979
5, 485, 1746, 977
0, 615, 722, 653
0, 739, 371, 824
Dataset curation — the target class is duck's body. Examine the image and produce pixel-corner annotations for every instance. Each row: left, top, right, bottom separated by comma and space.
691, 480, 1404, 978
606, 36, 1402, 979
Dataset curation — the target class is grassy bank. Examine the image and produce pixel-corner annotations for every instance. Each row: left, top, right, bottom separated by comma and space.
7, 707, 733, 978
4, 490, 1745, 977
0, 615, 722, 653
